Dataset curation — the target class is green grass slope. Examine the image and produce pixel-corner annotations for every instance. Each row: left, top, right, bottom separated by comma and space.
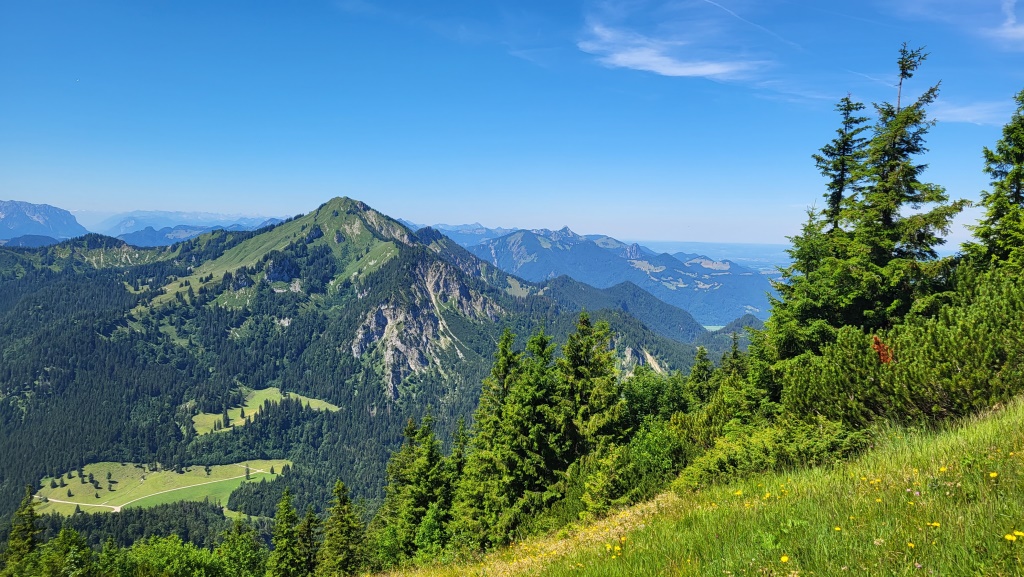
383, 399, 1024, 577
191, 387, 339, 434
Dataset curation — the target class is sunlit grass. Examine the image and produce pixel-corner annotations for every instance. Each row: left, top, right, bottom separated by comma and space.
34, 459, 289, 516
192, 386, 339, 434
380, 400, 1024, 577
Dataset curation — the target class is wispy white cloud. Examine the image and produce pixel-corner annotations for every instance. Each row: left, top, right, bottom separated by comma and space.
887, 0, 1024, 49
577, 21, 761, 78
845, 69, 895, 88
932, 99, 1015, 125
696, 0, 801, 48
983, 0, 1024, 45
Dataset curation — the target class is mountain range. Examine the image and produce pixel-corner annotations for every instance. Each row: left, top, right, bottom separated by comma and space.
0, 197, 731, 519
96, 211, 282, 237
467, 227, 774, 326
1, 199, 777, 326
397, 220, 519, 247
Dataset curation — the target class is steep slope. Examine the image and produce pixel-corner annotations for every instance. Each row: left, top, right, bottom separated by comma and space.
470, 227, 774, 325
380, 398, 1024, 577
0, 200, 88, 240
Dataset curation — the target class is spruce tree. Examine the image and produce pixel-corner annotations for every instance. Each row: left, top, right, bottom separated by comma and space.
965, 88, 1024, 266
557, 313, 621, 457
450, 331, 522, 550
216, 519, 267, 577
762, 43, 967, 366
852, 44, 966, 328
812, 95, 870, 229
316, 481, 364, 577
367, 415, 447, 565
296, 508, 321, 576
3, 486, 40, 566
686, 346, 716, 404
493, 329, 561, 539
266, 489, 303, 577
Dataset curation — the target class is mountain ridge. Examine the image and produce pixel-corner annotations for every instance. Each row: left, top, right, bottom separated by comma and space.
0, 200, 88, 240
469, 226, 773, 325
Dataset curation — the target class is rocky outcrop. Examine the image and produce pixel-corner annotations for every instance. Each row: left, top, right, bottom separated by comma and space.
351, 260, 504, 399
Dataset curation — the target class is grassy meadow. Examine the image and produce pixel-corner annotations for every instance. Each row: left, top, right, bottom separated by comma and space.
381, 399, 1024, 577
192, 386, 339, 434
34, 459, 289, 516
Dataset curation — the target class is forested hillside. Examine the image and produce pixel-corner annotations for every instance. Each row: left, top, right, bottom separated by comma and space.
0, 197, 705, 539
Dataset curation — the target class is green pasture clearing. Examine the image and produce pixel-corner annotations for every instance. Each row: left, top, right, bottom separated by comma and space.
34, 459, 289, 516
192, 386, 340, 435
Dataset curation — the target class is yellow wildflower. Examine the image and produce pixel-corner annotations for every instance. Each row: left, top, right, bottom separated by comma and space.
835, 526, 842, 531
1005, 534, 1017, 542
907, 542, 915, 548
1015, 531, 1024, 537
780, 555, 790, 563
990, 472, 999, 479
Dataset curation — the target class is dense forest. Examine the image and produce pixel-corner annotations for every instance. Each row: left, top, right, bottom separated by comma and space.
4, 46, 1024, 576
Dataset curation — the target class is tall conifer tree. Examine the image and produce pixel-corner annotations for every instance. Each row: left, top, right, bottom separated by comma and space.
3, 486, 40, 566
812, 95, 870, 229
965, 88, 1024, 265
761, 43, 967, 367
267, 489, 303, 577
316, 481, 364, 577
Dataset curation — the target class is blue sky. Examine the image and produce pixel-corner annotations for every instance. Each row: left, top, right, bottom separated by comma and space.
2, 1, 1022, 243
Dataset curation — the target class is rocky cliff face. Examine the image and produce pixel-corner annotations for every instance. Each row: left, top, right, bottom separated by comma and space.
351, 258, 504, 399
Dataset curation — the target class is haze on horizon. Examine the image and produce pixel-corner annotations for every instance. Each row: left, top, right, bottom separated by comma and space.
3, 1, 1023, 243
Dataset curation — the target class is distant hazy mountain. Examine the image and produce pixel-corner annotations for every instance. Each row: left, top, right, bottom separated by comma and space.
1, 234, 60, 248
470, 227, 774, 326
118, 225, 222, 247
97, 210, 281, 237
112, 218, 284, 246
633, 240, 789, 276
400, 220, 519, 247
0, 200, 88, 240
